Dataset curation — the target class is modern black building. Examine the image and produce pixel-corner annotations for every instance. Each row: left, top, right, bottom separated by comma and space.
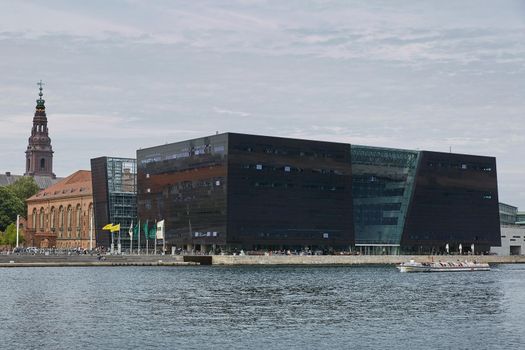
137, 133, 501, 254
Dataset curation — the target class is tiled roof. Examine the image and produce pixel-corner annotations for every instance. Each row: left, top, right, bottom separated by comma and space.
27, 170, 92, 202
0, 173, 62, 190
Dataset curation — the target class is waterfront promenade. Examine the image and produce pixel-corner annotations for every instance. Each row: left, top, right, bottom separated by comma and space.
1, 253, 524, 267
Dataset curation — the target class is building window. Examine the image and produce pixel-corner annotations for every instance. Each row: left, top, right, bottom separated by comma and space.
256, 164, 262, 170
59, 206, 64, 238
39, 208, 45, 231
50, 207, 56, 232
32, 208, 37, 230
76, 205, 82, 238
67, 206, 72, 237
40, 158, 46, 171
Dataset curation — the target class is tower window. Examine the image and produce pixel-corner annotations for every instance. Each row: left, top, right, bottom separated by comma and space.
40, 158, 46, 170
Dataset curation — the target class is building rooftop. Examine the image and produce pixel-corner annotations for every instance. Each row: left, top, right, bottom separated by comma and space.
0, 172, 62, 190
27, 170, 92, 202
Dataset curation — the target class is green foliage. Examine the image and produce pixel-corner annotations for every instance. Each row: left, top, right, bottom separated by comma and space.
1, 223, 24, 246
0, 187, 24, 232
8, 177, 40, 213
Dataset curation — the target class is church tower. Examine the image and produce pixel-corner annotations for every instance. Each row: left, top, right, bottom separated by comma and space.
25, 81, 55, 178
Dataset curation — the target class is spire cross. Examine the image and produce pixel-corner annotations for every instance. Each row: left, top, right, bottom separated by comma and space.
37, 80, 44, 98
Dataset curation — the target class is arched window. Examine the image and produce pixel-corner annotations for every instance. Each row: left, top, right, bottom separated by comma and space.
32, 208, 37, 230
39, 208, 45, 231
50, 207, 56, 231
76, 204, 82, 238
40, 158, 46, 171
59, 206, 64, 238
67, 206, 72, 237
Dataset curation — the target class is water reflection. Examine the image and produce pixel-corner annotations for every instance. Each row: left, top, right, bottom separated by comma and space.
0, 265, 524, 349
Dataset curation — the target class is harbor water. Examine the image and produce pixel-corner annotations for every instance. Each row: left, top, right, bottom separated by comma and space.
1, 264, 524, 349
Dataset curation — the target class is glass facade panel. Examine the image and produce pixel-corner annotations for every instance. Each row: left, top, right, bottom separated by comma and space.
91, 157, 137, 248
499, 202, 517, 225
351, 145, 419, 246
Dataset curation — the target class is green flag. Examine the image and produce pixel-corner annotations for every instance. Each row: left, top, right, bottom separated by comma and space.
133, 225, 139, 239
149, 226, 156, 239
143, 220, 149, 239
142, 220, 156, 239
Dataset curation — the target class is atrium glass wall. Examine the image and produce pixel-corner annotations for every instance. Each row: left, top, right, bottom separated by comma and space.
91, 157, 137, 249
499, 202, 517, 225
351, 146, 419, 254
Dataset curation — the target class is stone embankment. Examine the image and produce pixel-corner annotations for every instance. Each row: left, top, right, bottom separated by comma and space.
0, 254, 197, 268
211, 254, 525, 265
1, 254, 524, 267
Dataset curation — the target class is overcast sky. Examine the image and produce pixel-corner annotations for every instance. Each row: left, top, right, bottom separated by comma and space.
1, 0, 524, 208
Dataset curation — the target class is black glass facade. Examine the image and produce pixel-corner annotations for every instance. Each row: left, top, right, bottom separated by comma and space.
136, 133, 501, 254
227, 133, 353, 250
137, 134, 228, 249
401, 151, 501, 253
137, 133, 353, 251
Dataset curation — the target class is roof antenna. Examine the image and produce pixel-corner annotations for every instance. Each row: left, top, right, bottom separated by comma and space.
449, 146, 452, 153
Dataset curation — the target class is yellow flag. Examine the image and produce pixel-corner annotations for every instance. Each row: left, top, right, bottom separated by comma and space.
110, 224, 121, 232
102, 223, 114, 230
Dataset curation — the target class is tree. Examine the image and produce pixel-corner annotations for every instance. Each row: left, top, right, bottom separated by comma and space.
3, 223, 24, 246
8, 177, 40, 212
0, 187, 24, 232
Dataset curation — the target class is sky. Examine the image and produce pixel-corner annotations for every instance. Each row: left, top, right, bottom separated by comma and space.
0, 0, 524, 208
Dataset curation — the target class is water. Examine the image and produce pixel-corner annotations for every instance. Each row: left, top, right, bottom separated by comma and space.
1, 265, 524, 350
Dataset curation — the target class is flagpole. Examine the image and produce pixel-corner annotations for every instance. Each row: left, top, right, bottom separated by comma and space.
111, 231, 114, 254
161, 220, 166, 255
146, 220, 149, 255
130, 220, 133, 255
137, 219, 141, 255
118, 226, 121, 255
154, 220, 157, 255
89, 212, 93, 251
16, 214, 20, 248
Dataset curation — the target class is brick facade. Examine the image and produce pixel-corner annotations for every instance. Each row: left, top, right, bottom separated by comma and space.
26, 171, 94, 249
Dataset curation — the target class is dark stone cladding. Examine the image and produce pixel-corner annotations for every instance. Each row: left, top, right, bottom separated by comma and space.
401, 151, 501, 249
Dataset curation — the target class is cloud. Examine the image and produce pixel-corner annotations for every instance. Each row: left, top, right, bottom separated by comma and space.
213, 107, 251, 118
1, 0, 524, 207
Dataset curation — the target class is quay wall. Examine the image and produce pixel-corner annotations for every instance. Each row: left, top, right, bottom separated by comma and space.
211, 255, 525, 265
1, 254, 525, 267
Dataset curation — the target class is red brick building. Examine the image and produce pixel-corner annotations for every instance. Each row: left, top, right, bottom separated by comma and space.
26, 171, 94, 249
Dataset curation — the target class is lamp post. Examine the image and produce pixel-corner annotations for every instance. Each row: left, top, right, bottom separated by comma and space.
89, 212, 93, 251
16, 214, 20, 248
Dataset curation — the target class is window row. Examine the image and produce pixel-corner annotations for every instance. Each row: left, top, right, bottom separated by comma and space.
242, 164, 345, 175
234, 144, 345, 159
31, 204, 93, 238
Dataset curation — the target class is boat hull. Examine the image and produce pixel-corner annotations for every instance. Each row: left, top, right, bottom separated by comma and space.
397, 261, 490, 273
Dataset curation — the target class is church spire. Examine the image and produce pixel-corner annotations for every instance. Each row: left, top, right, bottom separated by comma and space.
25, 81, 55, 178
36, 80, 45, 110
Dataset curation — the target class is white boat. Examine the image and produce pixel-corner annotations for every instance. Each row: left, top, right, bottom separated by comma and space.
397, 259, 490, 273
